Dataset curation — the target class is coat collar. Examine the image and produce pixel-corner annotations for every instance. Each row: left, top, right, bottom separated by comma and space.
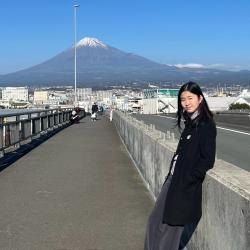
184, 110, 200, 128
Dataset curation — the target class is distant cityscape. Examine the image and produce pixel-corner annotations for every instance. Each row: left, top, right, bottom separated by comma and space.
1, 38, 249, 114
0, 83, 249, 114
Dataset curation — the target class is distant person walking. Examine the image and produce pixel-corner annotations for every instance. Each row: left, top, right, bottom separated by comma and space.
91, 102, 98, 114
144, 81, 217, 250
109, 108, 114, 122
91, 102, 98, 121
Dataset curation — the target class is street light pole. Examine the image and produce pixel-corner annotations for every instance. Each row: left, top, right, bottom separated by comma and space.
74, 4, 80, 106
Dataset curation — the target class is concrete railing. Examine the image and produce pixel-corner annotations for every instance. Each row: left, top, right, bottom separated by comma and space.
113, 111, 250, 250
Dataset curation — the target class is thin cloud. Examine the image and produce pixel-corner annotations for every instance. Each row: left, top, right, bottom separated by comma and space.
172, 63, 249, 71
174, 63, 205, 69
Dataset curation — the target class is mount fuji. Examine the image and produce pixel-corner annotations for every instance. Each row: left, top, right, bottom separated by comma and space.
0, 37, 249, 86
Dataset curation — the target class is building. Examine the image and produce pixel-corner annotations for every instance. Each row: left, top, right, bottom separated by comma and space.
239, 89, 250, 98
206, 97, 238, 111
143, 89, 179, 99
92, 90, 113, 102
159, 97, 238, 113
2, 87, 29, 102
76, 88, 92, 101
233, 97, 250, 106
143, 89, 179, 114
142, 93, 238, 114
34, 91, 49, 102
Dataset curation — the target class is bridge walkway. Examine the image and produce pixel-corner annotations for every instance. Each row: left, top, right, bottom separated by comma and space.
0, 115, 154, 250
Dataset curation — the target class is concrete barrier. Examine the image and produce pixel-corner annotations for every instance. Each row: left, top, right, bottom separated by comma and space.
113, 111, 250, 250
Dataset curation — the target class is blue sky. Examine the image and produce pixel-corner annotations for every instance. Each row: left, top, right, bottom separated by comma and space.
0, 0, 250, 74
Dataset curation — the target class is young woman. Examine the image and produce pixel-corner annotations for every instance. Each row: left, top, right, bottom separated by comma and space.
144, 81, 217, 250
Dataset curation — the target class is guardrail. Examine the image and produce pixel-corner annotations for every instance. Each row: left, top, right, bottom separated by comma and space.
215, 110, 250, 115
0, 108, 85, 158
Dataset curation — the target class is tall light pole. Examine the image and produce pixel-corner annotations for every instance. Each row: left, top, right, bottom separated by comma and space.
74, 4, 80, 106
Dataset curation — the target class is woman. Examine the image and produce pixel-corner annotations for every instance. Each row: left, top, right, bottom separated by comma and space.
144, 81, 217, 250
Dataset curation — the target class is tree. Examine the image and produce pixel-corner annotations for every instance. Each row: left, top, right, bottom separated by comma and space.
229, 103, 250, 110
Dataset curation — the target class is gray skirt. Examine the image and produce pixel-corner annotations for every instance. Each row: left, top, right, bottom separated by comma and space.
144, 175, 184, 250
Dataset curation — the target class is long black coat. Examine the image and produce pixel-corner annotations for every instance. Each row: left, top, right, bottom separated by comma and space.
162, 118, 217, 225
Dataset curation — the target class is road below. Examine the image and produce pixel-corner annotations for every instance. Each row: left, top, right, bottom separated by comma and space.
133, 114, 250, 172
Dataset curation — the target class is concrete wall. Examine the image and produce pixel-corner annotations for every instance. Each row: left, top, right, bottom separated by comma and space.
113, 111, 250, 250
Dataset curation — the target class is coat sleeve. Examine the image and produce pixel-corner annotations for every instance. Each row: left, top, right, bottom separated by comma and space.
193, 121, 217, 180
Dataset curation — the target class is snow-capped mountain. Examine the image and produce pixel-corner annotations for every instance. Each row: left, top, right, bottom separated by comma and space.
0, 37, 249, 86
0, 37, 174, 85
75, 37, 108, 49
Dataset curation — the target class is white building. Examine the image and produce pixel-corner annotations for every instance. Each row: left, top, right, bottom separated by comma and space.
34, 91, 49, 102
142, 89, 179, 114
142, 96, 238, 114
92, 90, 113, 102
49, 91, 68, 102
206, 97, 238, 111
2, 87, 29, 102
76, 88, 92, 101
112, 95, 128, 110
233, 97, 250, 106
239, 89, 250, 98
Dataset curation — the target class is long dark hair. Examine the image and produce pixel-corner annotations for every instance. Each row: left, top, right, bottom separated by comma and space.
176, 81, 214, 129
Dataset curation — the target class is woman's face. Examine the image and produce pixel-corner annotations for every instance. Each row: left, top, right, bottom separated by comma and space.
180, 91, 203, 113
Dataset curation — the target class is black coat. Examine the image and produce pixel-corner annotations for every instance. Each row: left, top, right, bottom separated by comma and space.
92, 104, 98, 113
162, 117, 217, 225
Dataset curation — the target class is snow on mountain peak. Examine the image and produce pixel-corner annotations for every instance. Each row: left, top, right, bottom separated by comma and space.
76, 37, 107, 48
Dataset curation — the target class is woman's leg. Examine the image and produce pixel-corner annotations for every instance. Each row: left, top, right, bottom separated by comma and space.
144, 175, 184, 250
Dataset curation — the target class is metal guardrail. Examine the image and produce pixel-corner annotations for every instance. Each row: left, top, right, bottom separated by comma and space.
0, 108, 85, 158
215, 110, 250, 115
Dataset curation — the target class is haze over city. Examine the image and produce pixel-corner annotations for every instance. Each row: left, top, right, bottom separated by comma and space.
0, 0, 250, 74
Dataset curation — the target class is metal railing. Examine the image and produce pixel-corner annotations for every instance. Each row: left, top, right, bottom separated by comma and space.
0, 108, 85, 157
215, 110, 250, 115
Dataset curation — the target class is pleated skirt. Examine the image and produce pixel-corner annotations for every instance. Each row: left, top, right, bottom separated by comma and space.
144, 175, 184, 250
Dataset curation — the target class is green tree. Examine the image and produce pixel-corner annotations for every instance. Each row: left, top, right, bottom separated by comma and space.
229, 103, 250, 110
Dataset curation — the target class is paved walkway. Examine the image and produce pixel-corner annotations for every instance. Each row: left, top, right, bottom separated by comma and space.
0, 115, 154, 250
